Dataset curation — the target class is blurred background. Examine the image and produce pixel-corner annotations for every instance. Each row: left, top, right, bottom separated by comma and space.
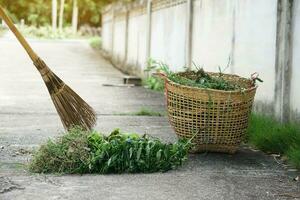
0, 0, 131, 39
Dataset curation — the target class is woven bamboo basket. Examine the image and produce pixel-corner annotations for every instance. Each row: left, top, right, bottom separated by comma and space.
160, 72, 257, 154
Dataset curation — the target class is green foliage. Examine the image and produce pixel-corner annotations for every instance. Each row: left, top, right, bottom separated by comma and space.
89, 36, 101, 50
146, 59, 248, 91
247, 114, 300, 153
29, 127, 191, 174
247, 114, 300, 169
143, 59, 165, 91
0, 0, 52, 26
88, 129, 190, 173
19, 25, 83, 39
0, 0, 126, 27
286, 148, 300, 169
143, 76, 165, 91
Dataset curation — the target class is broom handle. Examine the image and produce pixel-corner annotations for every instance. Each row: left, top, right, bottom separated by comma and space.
0, 6, 39, 61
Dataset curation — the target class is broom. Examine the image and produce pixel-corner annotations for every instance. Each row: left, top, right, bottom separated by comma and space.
0, 6, 96, 131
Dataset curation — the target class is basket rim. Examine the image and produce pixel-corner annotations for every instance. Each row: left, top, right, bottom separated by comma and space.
165, 72, 258, 94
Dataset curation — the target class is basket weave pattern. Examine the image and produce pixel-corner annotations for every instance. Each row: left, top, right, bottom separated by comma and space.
165, 73, 257, 154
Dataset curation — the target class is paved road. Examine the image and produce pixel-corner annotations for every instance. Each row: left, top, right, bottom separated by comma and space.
0, 35, 299, 200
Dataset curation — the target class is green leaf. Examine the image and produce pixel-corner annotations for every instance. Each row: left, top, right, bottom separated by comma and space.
136, 147, 142, 161
107, 157, 112, 167
129, 148, 133, 158
156, 149, 162, 160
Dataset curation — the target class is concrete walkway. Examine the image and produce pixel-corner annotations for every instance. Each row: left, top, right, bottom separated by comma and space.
0, 36, 299, 200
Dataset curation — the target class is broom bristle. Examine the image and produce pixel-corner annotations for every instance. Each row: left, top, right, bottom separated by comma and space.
34, 58, 97, 130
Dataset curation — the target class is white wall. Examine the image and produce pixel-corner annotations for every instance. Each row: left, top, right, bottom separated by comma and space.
127, 13, 147, 72
113, 18, 126, 63
101, 0, 300, 122
192, 0, 234, 72
101, 12, 113, 54
290, 0, 300, 113
192, 0, 277, 102
232, 0, 277, 102
151, 3, 187, 71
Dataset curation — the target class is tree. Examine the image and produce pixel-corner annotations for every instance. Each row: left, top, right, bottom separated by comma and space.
58, 0, 65, 31
72, 0, 78, 33
52, 0, 57, 31
0, 0, 123, 27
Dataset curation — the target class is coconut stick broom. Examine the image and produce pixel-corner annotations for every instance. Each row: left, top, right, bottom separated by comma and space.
0, 6, 96, 131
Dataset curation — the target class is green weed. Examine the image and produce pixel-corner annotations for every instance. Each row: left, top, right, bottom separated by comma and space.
29, 127, 191, 174
247, 114, 300, 169
143, 76, 165, 92
89, 36, 101, 50
286, 148, 300, 169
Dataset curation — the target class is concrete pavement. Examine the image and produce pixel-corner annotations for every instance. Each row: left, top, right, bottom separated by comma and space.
0, 36, 299, 200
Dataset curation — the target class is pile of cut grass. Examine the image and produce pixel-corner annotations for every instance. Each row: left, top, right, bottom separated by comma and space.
29, 127, 191, 174
247, 114, 300, 169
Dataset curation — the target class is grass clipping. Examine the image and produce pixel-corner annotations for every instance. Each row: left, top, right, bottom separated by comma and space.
29, 127, 191, 174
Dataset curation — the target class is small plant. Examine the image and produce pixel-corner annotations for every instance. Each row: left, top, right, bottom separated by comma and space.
89, 37, 101, 50
143, 59, 165, 91
247, 114, 300, 169
29, 127, 191, 174
143, 76, 165, 91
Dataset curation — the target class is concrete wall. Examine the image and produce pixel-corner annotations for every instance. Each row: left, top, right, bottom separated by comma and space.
127, 9, 147, 73
290, 0, 300, 121
232, 0, 277, 103
112, 14, 127, 64
150, 2, 187, 71
101, 0, 300, 123
192, 0, 277, 103
101, 9, 113, 55
192, 0, 234, 72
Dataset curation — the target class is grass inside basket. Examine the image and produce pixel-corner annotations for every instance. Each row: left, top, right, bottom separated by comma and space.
146, 59, 262, 91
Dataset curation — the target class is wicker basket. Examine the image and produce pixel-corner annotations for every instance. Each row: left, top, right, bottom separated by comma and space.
160, 72, 257, 154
